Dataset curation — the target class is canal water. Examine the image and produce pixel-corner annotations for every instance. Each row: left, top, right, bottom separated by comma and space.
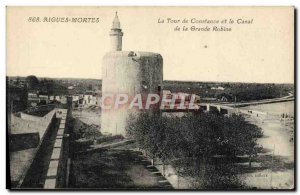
242, 101, 294, 117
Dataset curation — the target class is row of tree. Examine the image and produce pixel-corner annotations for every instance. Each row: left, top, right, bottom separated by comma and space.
26, 75, 68, 95
126, 112, 263, 189
215, 84, 292, 102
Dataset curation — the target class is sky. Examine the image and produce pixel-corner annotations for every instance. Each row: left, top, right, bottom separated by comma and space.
6, 6, 294, 83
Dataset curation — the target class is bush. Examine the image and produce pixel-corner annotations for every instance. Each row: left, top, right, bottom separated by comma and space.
126, 111, 263, 189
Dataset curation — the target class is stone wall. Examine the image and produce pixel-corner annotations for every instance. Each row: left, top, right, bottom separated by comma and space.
14, 108, 71, 189
11, 110, 56, 138
44, 109, 70, 189
16, 111, 57, 188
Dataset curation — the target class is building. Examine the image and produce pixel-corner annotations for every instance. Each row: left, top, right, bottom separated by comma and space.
211, 86, 225, 90
27, 90, 51, 107
101, 13, 163, 136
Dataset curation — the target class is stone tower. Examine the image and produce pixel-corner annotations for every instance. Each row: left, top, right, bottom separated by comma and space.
110, 12, 123, 51
101, 13, 163, 136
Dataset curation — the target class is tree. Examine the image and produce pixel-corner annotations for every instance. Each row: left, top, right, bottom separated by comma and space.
126, 111, 165, 164
26, 75, 39, 90
126, 111, 263, 189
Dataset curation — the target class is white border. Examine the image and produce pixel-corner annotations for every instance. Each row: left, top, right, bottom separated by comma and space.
1, 1, 298, 195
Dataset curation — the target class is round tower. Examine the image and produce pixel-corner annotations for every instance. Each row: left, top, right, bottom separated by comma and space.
110, 12, 123, 51
101, 13, 163, 136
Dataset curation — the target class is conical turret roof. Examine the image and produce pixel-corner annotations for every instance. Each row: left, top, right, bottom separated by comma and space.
112, 11, 121, 29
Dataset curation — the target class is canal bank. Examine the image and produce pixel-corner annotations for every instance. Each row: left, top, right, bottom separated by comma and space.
239, 101, 294, 189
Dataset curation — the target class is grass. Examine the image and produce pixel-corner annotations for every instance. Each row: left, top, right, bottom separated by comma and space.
69, 149, 164, 189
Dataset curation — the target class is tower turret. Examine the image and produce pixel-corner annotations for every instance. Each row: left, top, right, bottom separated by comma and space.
110, 12, 123, 51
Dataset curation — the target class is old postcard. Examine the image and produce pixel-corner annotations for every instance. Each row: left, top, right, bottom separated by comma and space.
6, 6, 294, 190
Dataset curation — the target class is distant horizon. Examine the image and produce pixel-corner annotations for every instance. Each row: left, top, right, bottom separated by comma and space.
6, 74, 294, 85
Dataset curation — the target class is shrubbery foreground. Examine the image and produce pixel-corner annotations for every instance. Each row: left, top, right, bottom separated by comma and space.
126, 112, 263, 189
